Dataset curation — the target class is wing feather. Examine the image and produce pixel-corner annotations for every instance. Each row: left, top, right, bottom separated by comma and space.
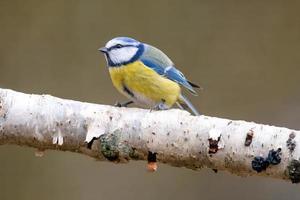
140, 44, 198, 95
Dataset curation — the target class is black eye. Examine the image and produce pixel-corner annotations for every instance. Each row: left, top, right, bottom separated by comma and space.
115, 44, 123, 48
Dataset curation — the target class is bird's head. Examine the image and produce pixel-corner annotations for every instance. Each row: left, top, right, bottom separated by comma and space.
99, 37, 144, 67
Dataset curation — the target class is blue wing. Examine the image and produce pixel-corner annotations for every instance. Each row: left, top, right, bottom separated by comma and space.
140, 44, 198, 95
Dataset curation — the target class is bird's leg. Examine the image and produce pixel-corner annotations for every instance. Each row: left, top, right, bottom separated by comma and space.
147, 151, 158, 172
114, 100, 134, 107
175, 102, 185, 110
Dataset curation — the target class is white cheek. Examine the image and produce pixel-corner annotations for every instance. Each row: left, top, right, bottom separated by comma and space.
109, 47, 138, 64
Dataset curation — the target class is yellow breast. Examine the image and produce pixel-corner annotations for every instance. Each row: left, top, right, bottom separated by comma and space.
108, 61, 181, 107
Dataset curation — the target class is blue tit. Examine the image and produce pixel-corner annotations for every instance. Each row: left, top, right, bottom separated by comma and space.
98, 37, 201, 115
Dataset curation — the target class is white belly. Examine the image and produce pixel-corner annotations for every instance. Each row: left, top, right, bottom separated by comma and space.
131, 90, 156, 107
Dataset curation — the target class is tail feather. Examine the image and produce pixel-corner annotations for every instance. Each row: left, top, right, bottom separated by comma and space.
178, 94, 200, 116
187, 80, 201, 88
186, 81, 203, 96
188, 80, 203, 91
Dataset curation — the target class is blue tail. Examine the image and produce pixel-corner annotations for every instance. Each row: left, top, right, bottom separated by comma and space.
177, 94, 200, 116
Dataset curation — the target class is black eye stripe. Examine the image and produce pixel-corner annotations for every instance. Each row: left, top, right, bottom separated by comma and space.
108, 44, 136, 51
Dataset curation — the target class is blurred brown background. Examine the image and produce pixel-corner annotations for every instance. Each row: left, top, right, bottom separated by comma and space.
1, 0, 300, 199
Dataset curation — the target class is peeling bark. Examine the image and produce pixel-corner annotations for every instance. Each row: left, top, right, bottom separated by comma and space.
0, 88, 300, 183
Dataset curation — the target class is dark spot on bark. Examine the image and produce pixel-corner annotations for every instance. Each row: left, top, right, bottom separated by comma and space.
252, 148, 282, 172
266, 148, 281, 165
87, 137, 97, 149
109, 116, 113, 121
227, 121, 233, 125
180, 122, 183, 125
184, 137, 188, 142
208, 136, 221, 154
167, 132, 170, 136
287, 159, 300, 183
287, 132, 296, 153
152, 132, 156, 135
252, 156, 269, 172
245, 129, 254, 146
289, 132, 296, 139
147, 151, 157, 163
212, 169, 218, 173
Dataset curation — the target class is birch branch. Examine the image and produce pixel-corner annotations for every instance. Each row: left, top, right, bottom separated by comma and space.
0, 88, 299, 183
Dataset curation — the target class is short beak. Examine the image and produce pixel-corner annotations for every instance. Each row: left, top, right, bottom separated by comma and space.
98, 47, 108, 53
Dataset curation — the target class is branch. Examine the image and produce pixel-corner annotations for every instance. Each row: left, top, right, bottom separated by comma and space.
0, 88, 299, 183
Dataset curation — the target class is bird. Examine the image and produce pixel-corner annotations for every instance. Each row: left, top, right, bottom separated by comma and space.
98, 36, 201, 116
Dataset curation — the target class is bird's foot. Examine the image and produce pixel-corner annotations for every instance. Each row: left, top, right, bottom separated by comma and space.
150, 99, 168, 111
114, 100, 133, 107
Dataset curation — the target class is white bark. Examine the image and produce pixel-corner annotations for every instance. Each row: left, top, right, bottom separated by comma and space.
0, 88, 299, 183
